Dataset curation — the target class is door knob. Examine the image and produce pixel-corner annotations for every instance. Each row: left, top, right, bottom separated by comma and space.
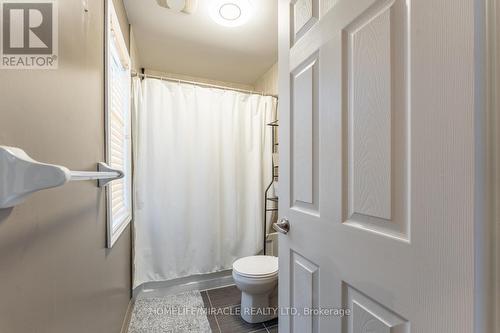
273, 217, 290, 234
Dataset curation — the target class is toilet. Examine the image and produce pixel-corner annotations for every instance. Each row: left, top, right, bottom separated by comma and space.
232, 255, 279, 323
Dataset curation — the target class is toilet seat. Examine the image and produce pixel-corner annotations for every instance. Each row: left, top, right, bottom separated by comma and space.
233, 255, 278, 279
233, 255, 279, 323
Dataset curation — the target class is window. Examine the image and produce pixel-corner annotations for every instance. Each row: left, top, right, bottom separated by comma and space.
105, 0, 132, 248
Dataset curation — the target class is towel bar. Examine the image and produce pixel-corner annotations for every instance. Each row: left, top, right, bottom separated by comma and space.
0, 146, 124, 209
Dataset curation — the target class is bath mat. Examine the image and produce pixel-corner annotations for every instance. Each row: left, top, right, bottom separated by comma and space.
128, 290, 211, 333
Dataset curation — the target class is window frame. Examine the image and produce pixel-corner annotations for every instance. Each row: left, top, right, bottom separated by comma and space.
104, 0, 132, 248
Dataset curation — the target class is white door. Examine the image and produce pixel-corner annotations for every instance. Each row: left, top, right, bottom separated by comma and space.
277, 0, 477, 332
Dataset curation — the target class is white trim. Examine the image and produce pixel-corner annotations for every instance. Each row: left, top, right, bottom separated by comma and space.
488, 0, 500, 331
477, 0, 499, 331
119, 299, 134, 333
105, 0, 132, 248
133, 270, 234, 300
109, 3, 130, 70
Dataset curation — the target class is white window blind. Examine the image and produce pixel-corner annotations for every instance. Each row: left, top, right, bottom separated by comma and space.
105, 0, 132, 248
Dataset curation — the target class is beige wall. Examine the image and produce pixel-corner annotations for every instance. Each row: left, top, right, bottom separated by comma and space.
146, 65, 283, 97
144, 62, 278, 95
144, 68, 255, 92
130, 27, 141, 71
254, 62, 278, 96
0, 1, 134, 332
143, 59, 278, 95
112, 0, 130, 49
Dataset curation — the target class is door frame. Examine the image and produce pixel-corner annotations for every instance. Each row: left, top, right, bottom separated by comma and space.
474, 0, 500, 331
485, 0, 500, 331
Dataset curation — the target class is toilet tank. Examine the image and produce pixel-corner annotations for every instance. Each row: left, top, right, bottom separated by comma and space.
265, 232, 279, 257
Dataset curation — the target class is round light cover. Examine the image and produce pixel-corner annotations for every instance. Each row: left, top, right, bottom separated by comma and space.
210, 0, 253, 27
219, 3, 241, 20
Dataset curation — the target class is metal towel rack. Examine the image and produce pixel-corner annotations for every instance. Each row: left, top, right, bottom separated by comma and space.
0, 146, 124, 209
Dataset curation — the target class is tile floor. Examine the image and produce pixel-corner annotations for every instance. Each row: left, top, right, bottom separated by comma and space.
201, 285, 278, 333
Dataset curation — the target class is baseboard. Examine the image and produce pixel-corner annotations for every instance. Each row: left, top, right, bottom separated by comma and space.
133, 269, 234, 300
120, 299, 134, 333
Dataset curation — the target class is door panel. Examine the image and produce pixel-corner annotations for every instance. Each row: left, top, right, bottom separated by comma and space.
344, 284, 409, 333
342, 0, 409, 239
291, 251, 319, 333
291, 0, 319, 44
291, 53, 319, 213
345, 4, 393, 222
278, 0, 476, 332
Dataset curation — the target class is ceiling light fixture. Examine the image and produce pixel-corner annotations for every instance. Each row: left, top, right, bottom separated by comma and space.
219, 3, 241, 20
210, 0, 253, 27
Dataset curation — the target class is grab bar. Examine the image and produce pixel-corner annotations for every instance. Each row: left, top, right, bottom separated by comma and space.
70, 163, 123, 187
0, 146, 124, 209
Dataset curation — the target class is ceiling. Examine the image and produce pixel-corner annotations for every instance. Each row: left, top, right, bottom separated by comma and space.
124, 0, 278, 85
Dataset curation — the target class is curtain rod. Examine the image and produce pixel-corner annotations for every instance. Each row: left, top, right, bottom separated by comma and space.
131, 71, 278, 99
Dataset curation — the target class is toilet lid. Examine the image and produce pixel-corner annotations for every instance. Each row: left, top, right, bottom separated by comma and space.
233, 255, 278, 278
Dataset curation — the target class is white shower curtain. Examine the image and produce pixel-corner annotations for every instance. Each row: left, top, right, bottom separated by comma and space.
133, 78, 275, 287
